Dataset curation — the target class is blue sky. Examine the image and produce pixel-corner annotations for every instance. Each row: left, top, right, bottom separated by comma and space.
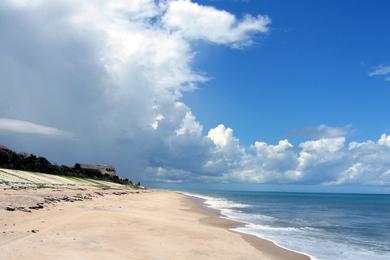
0, 0, 389, 192
185, 0, 390, 145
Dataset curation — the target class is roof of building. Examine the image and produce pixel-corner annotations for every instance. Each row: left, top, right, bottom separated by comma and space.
79, 163, 115, 168
0, 145, 12, 152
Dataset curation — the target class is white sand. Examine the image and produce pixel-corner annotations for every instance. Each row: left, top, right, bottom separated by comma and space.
0, 169, 309, 260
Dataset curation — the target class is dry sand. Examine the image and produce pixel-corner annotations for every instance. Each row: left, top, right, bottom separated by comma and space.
0, 168, 309, 260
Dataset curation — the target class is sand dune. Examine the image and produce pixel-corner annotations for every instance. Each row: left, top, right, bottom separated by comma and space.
0, 168, 124, 189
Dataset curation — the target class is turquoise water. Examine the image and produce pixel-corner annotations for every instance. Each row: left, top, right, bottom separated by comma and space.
178, 190, 390, 260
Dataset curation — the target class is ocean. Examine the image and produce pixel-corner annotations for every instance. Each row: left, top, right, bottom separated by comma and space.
179, 190, 390, 260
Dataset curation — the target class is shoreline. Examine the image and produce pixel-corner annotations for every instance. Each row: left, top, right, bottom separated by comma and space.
1, 182, 309, 259
180, 191, 311, 260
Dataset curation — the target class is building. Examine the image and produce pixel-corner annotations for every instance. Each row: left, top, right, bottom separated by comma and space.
78, 164, 116, 177
0, 145, 12, 152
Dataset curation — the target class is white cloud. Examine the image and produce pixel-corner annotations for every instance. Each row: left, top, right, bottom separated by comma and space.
175, 111, 203, 136
299, 137, 345, 153
244, 139, 298, 182
254, 139, 293, 156
162, 0, 270, 47
295, 124, 353, 138
151, 114, 165, 130
208, 124, 236, 147
378, 134, 390, 147
202, 125, 245, 177
201, 133, 390, 186
369, 65, 390, 76
333, 137, 390, 185
0, 118, 71, 137
369, 65, 390, 81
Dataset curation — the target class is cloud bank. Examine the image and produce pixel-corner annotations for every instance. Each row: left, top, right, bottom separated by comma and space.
0, 0, 389, 187
0, 118, 72, 137
200, 125, 390, 186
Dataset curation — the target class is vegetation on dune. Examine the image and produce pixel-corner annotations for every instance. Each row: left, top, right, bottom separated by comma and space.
0, 148, 142, 188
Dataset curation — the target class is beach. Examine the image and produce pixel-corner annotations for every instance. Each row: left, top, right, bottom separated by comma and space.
0, 171, 309, 260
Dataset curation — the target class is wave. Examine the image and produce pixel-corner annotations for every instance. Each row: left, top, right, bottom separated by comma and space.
182, 192, 251, 209
181, 191, 389, 260
182, 191, 314, 259
240, 223, 321, 232
182, 191, 275, 221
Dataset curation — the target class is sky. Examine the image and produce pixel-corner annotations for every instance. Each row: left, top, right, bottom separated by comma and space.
187, 0, 390, 145
0, 0, 389, 193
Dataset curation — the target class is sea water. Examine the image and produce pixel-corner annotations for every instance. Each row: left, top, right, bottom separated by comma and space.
179, 190, 390, 260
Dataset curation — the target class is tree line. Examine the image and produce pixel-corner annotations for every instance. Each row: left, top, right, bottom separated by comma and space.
0, 147, 141, 187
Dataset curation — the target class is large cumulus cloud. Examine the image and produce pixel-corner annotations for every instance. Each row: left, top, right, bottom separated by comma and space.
0, 0, 269, 180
